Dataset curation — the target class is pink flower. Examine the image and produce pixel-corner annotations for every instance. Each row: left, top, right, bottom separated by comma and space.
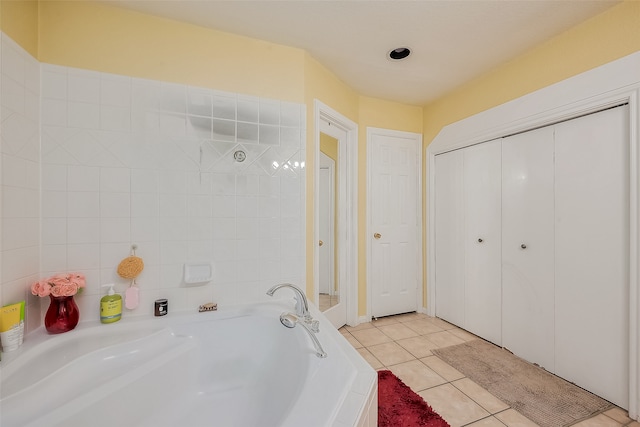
69, 273, 86, 288
31, 281, 52, 297
49, 276, 67, 287
31, 273, 86, 298
51, 283, 78, 297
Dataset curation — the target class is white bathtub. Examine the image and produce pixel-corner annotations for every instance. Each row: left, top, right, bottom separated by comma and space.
0, 300, 377, 427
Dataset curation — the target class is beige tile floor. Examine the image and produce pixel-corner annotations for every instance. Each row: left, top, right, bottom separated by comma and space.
339, 312, 637, 427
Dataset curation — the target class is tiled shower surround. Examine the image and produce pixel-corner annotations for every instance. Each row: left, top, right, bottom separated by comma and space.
40, 64, 306, 321
0, 35, 41, 334
2, 32, 307, 327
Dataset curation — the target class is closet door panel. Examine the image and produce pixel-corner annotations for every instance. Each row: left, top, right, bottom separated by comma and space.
464, 140, 502, 345
435, 150, 465, 326
502, 126, 555, 371
554, 106, 629, 408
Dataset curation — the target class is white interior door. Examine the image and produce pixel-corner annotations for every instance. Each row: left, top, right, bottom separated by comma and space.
502, 126, 555, 371
369, 129, 421, 318
463, 140, 502, 345
554, 105, 629, 408
434, 149, 465, 326
319, 153, 335, 296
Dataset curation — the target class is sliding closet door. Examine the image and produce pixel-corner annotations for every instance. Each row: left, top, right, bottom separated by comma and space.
434, 150, 465, 326
554, 105, 629, 408
464, 140, 502, 345
502, 126, 555, 371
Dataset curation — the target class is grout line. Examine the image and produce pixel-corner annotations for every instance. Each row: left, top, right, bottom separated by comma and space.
449, 377, 509, 418
460, 413, 508, 427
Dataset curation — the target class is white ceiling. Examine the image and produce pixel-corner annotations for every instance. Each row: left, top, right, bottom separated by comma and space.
108, 0, 620, 106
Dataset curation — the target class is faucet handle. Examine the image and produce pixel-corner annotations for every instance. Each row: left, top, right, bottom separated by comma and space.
309, 319, 320, 333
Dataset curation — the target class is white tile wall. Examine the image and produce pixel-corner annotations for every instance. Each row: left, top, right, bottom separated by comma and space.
39, 64, 307, 321
0, 34, 41, 334
0, 30, 305, 332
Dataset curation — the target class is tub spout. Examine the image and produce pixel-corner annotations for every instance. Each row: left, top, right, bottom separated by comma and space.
267, 284, 327, 358
266, 283, 310, 319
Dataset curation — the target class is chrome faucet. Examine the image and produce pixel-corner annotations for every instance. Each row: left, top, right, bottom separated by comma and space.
266, 283, 327, 358
266, 283, 310, 319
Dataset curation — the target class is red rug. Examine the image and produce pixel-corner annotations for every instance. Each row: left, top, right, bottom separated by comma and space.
378, 370, 450, 427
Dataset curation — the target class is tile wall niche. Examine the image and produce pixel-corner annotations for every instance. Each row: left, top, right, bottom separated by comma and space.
0, 33, 41, 334
38, 64, 307, 323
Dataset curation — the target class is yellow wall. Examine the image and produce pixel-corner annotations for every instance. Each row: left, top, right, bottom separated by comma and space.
360, 96, 424, 134
38, 1, 305, 102
0, 0, 39, 57
320, 133, 338, 162
423, 0, 640, 146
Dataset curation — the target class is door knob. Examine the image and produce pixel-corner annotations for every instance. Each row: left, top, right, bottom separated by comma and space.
319, 240, 324, 247
374, 233, 382, 239
478, 238, 483, 243
521, 243, 527, 249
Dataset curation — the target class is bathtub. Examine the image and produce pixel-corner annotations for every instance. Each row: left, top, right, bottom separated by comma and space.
0, 299, 377, 427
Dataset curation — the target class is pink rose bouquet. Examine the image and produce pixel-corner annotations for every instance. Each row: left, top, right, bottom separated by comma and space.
31, 273, 86, 298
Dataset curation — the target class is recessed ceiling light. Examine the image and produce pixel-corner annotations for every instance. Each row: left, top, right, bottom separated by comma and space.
388, 47, 411, 61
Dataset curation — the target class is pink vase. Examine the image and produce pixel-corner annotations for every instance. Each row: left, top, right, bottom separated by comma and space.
44, 295, 79, 334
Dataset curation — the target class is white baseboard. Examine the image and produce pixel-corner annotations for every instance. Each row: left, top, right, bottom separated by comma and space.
358, 315, 371, 325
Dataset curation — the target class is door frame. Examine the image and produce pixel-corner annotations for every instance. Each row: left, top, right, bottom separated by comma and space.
426, 52, 640, 418
366, 127, 423, 320
314, 100, 358, 327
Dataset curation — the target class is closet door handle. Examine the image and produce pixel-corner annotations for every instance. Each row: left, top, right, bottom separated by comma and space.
374, 233, 382, 239
478, 238, 483, 243
520, 243, 527, 249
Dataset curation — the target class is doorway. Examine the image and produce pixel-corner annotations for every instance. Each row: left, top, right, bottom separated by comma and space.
314, 100, 358, 328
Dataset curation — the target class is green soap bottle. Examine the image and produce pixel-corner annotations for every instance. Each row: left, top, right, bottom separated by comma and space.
100, 284, 122, 324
